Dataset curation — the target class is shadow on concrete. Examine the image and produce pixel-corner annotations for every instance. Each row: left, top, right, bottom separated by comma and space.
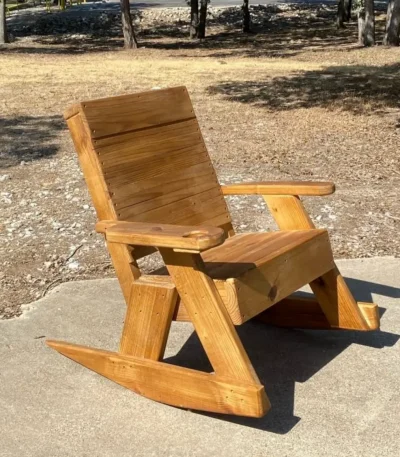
165, 276, 399, 434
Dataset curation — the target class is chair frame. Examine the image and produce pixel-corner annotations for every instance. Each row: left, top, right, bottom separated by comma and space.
47, 88, 379, 418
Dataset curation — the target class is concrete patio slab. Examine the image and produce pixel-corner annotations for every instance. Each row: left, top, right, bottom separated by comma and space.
1, 257, 399, 457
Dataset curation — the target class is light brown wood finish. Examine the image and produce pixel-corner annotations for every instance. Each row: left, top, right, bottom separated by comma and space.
222, 181, 335, 196
264, 195, 374, 330
46, 341, 269, 417
64, 86, 234, 304
97, 220, 226, 252
49, 87, 379, 420
69, 87, 233, 236
120, 278, 178, 360
65, 110, 138, 304
73, 87, 196, 138
160, 248, 262, 384
216, 232, 334, 324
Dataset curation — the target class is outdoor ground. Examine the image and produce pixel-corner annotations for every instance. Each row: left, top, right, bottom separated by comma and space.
1, 4, 399, 318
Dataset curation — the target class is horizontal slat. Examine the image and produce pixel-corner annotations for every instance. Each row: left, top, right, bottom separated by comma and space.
80, 87, 195, 139
95, 119, 202, 161
103, 144, 208, 181
118, 188, 229, 224
111, 161, 218, 208
105, 149, 210, 188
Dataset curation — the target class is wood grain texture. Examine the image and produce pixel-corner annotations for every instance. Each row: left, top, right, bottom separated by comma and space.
264, 195, 314, 230
120, 278, 178, 359
46, 341, 270, 417
97, 220, 226, 252
149, 230, 335, 325
66, 112, 139, 303
76, 87, 196, 139
222, 181, 335, 196
65, 88, 233, 240
264, 195, 377, 330
160, 249, 261, 384
223, 232, 334, 323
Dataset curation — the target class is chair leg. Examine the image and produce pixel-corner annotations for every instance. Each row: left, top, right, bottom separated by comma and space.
159, 249, 262, 383
263, 195, 380, 331
47, 262, 270, 418
119, 278, 178, 360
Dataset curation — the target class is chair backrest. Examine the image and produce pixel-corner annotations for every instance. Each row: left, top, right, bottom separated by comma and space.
64, 87, 233, 234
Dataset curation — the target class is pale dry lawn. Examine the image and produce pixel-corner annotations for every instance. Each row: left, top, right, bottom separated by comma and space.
1, 8, 400, 317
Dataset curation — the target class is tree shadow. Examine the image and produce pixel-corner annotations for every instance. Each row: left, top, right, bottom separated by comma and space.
0, 115, 65, 168
139, 6, 359, 59
207, 63, 400, 115
164, 276, 399, 433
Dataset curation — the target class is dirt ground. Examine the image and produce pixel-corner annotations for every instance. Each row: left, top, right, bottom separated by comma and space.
1, 5, 399, 319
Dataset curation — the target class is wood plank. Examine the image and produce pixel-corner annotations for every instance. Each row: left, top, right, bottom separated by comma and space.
111, 161, 218, 208
222, 181, 335, 196
264, 195, 374, 330
100, 220, 226, 252
120, 279, 178, 360
114, 170, 220, 216
136, 275, 239, 325
256, 295, 379, 330
106, 242, 140, 302
226, 231, 334, 323
66, 112, 139, 304
79, 87, 196, 139
119, 188, 229, 226
264, 195, 314, 230
160, 249, 261, 383
203, 230, 330, 278
66, 113, 115, 222
94, 118, 201, 156
46, 341, 270, 417
104, 148, 210, 187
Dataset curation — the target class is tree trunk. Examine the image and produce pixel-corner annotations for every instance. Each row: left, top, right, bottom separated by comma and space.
337, 0, 352, 28
337, 0, 345, 28
0, 0, 8, 44
198, 0, 208, 39
344, 0, 352, 21
358, 0, 375, 46
242, 0, 251, 33
120, 0, 138, 49
383, 0, 400, 46
190, 0, 199, 39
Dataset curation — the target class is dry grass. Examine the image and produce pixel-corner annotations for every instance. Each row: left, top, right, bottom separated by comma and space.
1, 7, 400, 318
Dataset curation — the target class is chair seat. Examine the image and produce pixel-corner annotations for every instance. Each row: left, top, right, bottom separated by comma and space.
202, 230, 330, 280
151, 229, 332, 325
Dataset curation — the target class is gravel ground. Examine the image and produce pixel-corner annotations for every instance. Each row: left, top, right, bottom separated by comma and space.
1, 4, 399, 318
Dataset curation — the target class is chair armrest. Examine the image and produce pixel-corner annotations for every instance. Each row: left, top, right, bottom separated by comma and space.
95, 220, 226, 252
221, 181, 335, 196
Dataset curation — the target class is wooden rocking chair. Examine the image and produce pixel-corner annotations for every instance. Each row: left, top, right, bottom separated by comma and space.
47, 87, 379, 418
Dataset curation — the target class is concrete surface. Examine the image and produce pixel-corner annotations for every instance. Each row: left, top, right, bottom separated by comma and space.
1, 257, 399, 457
